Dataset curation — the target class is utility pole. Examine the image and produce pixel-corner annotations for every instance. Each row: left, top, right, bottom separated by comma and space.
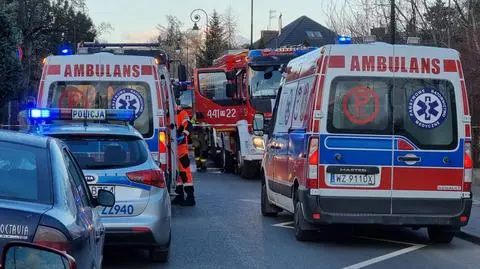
250, 0, 254, 49
390, 0, 396, 44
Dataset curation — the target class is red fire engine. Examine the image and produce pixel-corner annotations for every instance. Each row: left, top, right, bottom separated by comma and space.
191, 47, 316, 178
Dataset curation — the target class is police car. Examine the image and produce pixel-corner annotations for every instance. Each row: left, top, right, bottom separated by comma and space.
254, 37, 473, 243
0, 129, 114, 269
29, 108, 171, 262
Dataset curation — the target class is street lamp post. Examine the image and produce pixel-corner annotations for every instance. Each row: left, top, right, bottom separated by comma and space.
190, 9, 209, 34
250, 0, 254, 49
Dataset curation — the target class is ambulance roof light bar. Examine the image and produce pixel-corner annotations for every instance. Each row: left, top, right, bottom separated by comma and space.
338, 35, 352, 44
79, 42, 163, 48
363, 35, 376, 43
28, 108, 135, 122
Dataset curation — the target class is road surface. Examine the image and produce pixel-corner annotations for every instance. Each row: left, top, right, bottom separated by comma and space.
103, 171, 480, 269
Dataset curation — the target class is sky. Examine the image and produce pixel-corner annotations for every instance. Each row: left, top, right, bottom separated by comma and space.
85, 0, 333, 44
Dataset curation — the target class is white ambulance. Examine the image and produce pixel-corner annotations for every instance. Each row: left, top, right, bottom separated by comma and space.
36, 43, 180, 188
255, 39, 473, 243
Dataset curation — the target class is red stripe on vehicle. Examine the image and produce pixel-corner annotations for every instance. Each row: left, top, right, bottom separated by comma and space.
47, 65, 61, 75
308, 76, 319, 132
37, 81, 45, 106
155, 82, 162, 109
152, 65, 158, 80
443, 59, 457, 72
393, 168, 463, 191
318, 167, 392, 190
141, 65, 153, 75
456, 60, 464, 79
460, 80, 470, 115
328, 56, 345, 68
41, 66, 47, 80
316, 56, 324, 73
465, 124, 471, 138
321, 56, 329, 75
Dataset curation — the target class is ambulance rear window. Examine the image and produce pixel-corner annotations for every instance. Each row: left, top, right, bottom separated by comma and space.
327, 77, 457, 150
327, 77, 392, 135
47, 81, 153, 138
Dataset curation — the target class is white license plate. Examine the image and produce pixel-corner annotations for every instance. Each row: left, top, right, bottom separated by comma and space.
329, 174, 378, 186
90, 185, 115, 197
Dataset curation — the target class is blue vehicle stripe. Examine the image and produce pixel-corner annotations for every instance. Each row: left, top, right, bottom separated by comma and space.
145, 129, 159, 152
325, 136, 393, 150
98, 176, 151, 191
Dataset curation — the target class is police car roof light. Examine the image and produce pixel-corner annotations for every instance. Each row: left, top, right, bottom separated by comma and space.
28, 108, 135, 122
338, 35, 352, 44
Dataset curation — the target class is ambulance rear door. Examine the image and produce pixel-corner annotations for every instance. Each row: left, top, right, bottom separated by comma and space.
391, 47, 465, 215
319, 44, 395, 215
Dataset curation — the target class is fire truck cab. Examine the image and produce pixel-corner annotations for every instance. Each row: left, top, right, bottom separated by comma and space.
36, 43, 183, 191
193, 47, 316, 178
255, 41, 473, 243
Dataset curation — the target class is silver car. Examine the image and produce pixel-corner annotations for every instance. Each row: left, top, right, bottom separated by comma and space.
40, 123, 171, 263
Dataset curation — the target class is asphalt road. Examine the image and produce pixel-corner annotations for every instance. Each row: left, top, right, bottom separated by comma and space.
103, 171, 480, 269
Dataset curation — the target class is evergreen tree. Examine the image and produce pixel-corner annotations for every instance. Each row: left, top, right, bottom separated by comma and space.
0, 7, 22, 108
197, 10, 227, 67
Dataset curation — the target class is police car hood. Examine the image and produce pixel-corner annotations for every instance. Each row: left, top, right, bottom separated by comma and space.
0, 199, 52, 251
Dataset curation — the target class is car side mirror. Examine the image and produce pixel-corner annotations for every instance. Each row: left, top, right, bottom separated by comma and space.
253, 113, 265, 136
226, 84, 237, 98
2, 242, 76, 269
96, 189, 115, 207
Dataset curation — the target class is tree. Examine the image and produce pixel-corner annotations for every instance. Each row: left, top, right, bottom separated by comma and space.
158, 15, 184, 56
197, 10, 227, 67
0, 7, 22, 109
222, 7, 238, 49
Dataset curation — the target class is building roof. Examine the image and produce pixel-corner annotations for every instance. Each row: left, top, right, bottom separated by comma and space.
254, 16, 337, 49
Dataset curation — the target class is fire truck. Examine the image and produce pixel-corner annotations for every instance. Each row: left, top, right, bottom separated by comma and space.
191, 47, 316, 178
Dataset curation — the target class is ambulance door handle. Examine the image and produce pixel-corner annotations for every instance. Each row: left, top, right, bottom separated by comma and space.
398, 155, 421, 163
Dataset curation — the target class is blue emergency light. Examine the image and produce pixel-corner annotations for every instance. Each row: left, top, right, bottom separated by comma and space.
338, 35, 352, 44
57, 44, 74, 55
28, 108, 135, 122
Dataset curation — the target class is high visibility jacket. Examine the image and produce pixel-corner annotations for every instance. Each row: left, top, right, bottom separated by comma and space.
176, 109, 192, 154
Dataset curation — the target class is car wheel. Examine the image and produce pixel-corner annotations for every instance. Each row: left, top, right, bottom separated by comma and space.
428, 227, 455, 244
261, 183, 280, 217
294, 197, 314, 242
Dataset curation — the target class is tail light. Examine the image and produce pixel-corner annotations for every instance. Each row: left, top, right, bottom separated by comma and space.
158, 131, 167, 170
33, 225, 70, 252
307, 137, 319, 189
464, 141, 473, 192
127, 169, 165, 188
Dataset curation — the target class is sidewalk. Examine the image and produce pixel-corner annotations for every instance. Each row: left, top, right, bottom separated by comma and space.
458, 169, 480, 244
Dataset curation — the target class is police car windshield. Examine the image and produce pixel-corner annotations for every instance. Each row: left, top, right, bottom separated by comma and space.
249, 66, 282, 98
56, 136, 149, 170
0, 142, 51, 204
46, 81, 153, 138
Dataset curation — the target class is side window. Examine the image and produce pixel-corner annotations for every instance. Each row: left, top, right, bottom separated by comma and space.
291, 77, 315, 129
63, 149, 91, 207
273, 82, 298, 133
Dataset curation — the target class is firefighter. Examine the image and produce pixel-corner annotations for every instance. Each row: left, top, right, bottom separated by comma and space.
171, 106, 195, 206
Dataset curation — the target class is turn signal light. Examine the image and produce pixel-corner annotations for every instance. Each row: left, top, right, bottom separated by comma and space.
307, 137, 319, 189
460, 215, 468, 223
127, 170, 165, 188
33, 225, 70, 252
312, 213, 321, 220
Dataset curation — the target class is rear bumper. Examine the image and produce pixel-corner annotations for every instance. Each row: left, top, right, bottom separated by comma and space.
102, 191, 171, 247
299, 188, 472, 227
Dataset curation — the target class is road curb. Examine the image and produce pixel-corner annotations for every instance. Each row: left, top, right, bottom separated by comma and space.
456, 231, 480, 245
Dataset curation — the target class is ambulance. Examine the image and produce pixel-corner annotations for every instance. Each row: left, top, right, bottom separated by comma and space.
255, 38, 473, 243
36, 43, 180, 189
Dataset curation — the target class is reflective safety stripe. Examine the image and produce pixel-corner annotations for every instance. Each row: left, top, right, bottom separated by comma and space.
309, 189, 467, 199
183, 130, 190, 136
183, 183, 194, 186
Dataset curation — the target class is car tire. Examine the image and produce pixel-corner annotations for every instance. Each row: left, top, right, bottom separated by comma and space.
261, 183, 280, 217
428, 227, 455, 244
294, 197, 315, 242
